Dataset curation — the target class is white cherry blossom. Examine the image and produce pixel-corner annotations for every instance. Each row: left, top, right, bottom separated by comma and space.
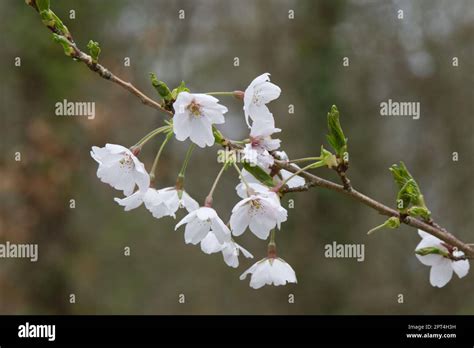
415, 229, 470, 288
240, 257, 297, 289
175, 207, 231, 245
230, 191, 287, 240
91, 144, 150, 196
154, 187, 199, 218
243, 120, 281, 170
243, 73, 281, 127
200, 233, 253, 268
173, 92, 228, 148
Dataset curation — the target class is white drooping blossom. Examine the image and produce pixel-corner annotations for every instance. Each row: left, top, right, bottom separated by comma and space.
200, 232, 253, 268
243, 73, 281, 127
240, 257, 297, 289
114, 187, 159, 211
91, 144, 150, 196
173, 92, 228, 148
243, 120, 281, 170
415, 229, 470, 288
154, 187, 199, 218
230, 191, 287, 240
175, 207, 231, 245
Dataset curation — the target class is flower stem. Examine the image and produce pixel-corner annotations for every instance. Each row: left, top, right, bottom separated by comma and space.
150, 132, 173, 182
290, 156, 322, 163
233, 162, 252, 195
176, 144, 195, 190
277, 162, 317, 191
134, 125, 169, 148
179, 144, 195, 177
268, 230, 277, 258
205, 163, 228, 206
205, 91, 236, 96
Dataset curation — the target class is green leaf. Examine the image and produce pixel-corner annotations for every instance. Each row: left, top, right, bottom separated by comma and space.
36, 0, 50, 11
171, 81, 190, 100
389, 162, 428, 213
326, 105, 347, 158
367, 216, 400, 235
86, 40, 101, 63
212, 126, 224, 145
150, 73, 172, 101
52, 33, 74, 56
408, 205, 431, 220
243, 163, 274, 187
415, 247, 449, 257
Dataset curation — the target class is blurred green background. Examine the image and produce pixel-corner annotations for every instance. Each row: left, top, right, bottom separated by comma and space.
1, 0, 473, 314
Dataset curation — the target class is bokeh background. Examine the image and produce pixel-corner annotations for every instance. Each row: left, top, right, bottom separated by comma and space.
1, 0, 473, 314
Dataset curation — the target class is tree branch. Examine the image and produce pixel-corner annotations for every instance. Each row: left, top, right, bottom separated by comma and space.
26, 1, 472, 261
275, 159, 474, 259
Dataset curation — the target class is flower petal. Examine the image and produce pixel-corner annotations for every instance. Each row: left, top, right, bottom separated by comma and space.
429, 259, 454, 288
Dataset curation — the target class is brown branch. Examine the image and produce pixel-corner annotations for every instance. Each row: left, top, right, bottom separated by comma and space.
275, 159, 474, 259
26, 1, 173, 117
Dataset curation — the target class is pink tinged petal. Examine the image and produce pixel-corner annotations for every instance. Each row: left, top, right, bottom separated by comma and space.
182, 191, 199, 212
200, 233, 224, 254
114, 191, 144, 211
184, 219, 211, 245
429, 259, 454, 288
452, 259, 470, 279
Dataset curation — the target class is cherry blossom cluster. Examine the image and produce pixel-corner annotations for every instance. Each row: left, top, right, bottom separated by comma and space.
91, 74, 301, 289
91, 73, 470, 289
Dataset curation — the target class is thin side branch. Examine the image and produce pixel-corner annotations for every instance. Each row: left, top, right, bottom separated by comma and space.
26, 1, 173, 116
275, 159, 474, 259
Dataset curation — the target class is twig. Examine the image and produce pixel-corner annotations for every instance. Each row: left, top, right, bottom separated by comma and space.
26, 1, 173, 117
275, 159, 474, 259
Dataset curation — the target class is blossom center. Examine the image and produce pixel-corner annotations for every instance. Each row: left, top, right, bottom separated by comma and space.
187, 100, 202, 117
252, 91, 262, 106
119, 153, 134, 171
